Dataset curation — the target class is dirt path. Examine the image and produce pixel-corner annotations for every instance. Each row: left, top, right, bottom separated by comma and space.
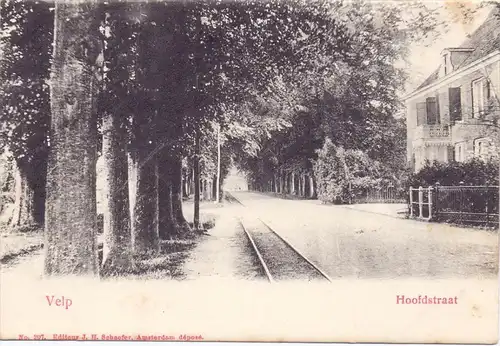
181, 204, 264, 281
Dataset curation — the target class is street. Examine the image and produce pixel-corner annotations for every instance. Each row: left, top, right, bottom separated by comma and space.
230, 191, 498, 280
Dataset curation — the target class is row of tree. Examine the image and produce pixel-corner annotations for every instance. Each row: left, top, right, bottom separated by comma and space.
1, 0, 481, 276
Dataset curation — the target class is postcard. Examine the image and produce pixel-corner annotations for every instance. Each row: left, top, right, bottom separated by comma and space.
0, 0, 498, 343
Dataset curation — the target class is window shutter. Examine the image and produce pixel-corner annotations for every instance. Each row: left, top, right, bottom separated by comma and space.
483, 80, 490, 100
483, 80, 491, 112
416, 102, 426, 126
426, 97, 438, 125
436, 94, 441, 124
472, 80, 480, 118
448, 87, 462, 121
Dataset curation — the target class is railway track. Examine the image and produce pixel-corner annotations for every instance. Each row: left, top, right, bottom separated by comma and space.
225, 191, 331, 283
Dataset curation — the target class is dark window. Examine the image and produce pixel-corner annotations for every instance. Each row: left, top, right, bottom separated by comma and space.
484, 79, 491, 99
416, 102, 426, 126
449, 87, 462, 121
448, 146, 455, 162
426, 96, 439, 125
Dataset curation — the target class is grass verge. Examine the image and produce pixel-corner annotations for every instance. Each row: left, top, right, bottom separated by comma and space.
0, 223, 44, 265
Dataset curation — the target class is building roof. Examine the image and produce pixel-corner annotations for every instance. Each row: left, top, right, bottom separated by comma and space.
414, 6, 500, 92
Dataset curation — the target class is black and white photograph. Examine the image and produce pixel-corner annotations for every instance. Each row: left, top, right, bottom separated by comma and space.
0, 0, 499, 343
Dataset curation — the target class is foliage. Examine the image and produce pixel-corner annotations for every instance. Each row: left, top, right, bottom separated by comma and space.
0, 0, 53, 167
0, 152, 14, 216
0, 152, 14, 193
313, 138, 400, 204
229, 1, 429, 188
407, 158, 499, 187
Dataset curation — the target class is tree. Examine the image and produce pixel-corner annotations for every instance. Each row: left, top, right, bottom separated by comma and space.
44, 1, 102, 276
99, 2, 144, 269
0, 0, 53, 227
225, 1, 439, 196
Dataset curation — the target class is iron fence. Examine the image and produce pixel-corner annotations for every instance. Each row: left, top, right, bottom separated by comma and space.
351, 186, 406, 204
409, 185, 499, 228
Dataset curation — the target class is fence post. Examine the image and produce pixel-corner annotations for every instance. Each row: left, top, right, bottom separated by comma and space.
485, 184, 490, 228
418, 186, 424, 218
434, 182, 440, 221
459, 181, 464, 224
428, 186, 433, 220
409, 187, 413, 217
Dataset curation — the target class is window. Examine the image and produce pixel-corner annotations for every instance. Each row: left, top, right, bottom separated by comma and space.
426, 96, 440, 125
472, 78, 491, 117
474, 138, 490, 160
448, 87, 462, 121
443, 56, 447, 75
447, 146, 455, 163
454, 142, 466, 162
415, 96, 441, 126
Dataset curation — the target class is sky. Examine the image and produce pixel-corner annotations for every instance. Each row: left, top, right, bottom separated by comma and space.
403, 3, 492, 93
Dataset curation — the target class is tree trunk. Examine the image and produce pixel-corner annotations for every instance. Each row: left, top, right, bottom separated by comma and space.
157, 150, 178, 239
101, 110, 132, 274
212, 176, 217, 202
305, 175, 310, 198
215, 123, 221, 203
182, 169, 189, 198
278, 171, 283, 194
132, 148, 159, 255
290, 174, 293, 194
128, 153, 137, 234
300, 175, 304, 197
299, 174, 304, 197
283, 173, 287, 194
172, 155, 191, 234
293, 174, 296, 194
203, 179, 210, 201
44, 1, 100, 276
189, 167, 194, 196
311, 174, 317, 199
193, 132, 200, 230
10, 163, 35, 227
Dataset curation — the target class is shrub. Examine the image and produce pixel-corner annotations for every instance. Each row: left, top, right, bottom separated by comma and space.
407, 158, 499, 188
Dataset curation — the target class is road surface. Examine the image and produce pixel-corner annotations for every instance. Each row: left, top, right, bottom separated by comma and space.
230, 191, 498, 279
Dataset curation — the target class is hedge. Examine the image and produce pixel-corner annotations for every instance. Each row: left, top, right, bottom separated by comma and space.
407, 158, 499, 188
